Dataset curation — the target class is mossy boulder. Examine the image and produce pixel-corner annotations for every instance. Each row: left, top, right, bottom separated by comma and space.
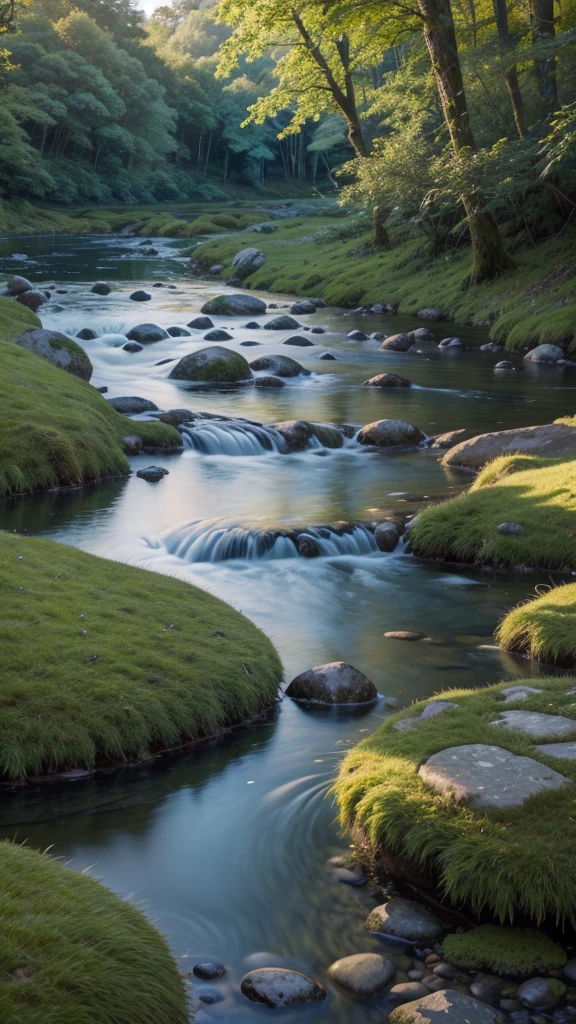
443, 926, 566, 978
168, 346, 251, 382
0, 840, 188, 1023
200, 293, 266, 315
358, 419, 425, 447
15, 329, 93, 381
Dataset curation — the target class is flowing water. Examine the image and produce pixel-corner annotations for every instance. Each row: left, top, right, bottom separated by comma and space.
1, 229, 575, 1022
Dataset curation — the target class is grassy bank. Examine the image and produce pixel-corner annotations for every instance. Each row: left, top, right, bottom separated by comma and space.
0, 298, 181, 497
497, 583, 576, 665
0, 840, 187, 1023
409, 455, 576, 570
334, 677, 576, 925
0, 531, 283, 780
191, 215, 576, 352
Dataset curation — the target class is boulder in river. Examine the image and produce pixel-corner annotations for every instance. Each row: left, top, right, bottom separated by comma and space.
442, 422, 576, 470
439, 337, 462, 349
129, 290, 151, 302
516, 978, 565, 1008
77, 328, 98, 341
193, 962, 225, 981
389, 989, 503, 1023
201, 294, 266, 316
364, 373, 411, 388
366, 898, 442, 942
240, 968, 325, 1008
380, 333, 412, 352
253, 375, 285, 388
494, 360, 514, 370
15, 329, 93, 381
16, 289, 47, 312
408, 327, 435, 343
188, 316, 214, 329
90, 282, 111, 296
231, 247, 266, 278
204, 328, 232, 341
290, 300, 317, 314
126, 324, 169, 343
374, 522, 400, 551
283, 335, 315, 347
250, 354, 310, 377
264, 315, 301, 330
430, 429, 468, 450
417, 307, 443, 320
358, 419, 425, 447
327, 953, 396, 997
123, 341, 143, 353
107, 396, 159, 414
524, 344, 564, 364
318, 352, 336, 360
286, 661, 377, 705
348, 329, 368, 341
167, 326, 191, 337
121, 435, 143, 454
7, 275, 33, 295
169, 346, 251, 383
136, 466, 169, 482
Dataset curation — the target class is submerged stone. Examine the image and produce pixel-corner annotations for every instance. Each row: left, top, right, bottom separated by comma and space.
240, 968, 325, 1008
286, 661, 377, 705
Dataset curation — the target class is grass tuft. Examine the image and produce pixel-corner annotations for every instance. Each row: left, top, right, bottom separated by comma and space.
497, 582, 576, 665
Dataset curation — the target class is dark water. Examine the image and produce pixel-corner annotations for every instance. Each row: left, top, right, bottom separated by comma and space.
1, 232, 575, 1023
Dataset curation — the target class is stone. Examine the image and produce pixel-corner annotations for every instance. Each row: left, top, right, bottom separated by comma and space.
204, 328, 232, 341
201, 294, 266, 316
194, 961, 225, 979
327, 953, 396, 997
240, 968, 325, 1008
318, 352, 336, 360
409, 328, 436, 343
286, 661, 377, 705
121, 435, 142, 454
439, 337, 462, 349
283, 335, 315, 347
250, 355, 309, 377
391, 982, 431, 1001
209, 264, 223, 274
167, 327, 191, 337
231, 247, 266, 278
495, 361, 515, 370
481, 343, 502, 352
107, 396, 159, 414
388, 989, 504, 1023
90, 282, 111, 295
169, 347, 251, 383
374, 522, 400, 552
136, 466, 169, 482
328, 858, 367, 886
157, 409, 195, 426
517, 978, 566, 1008
15, 329, 93, 381
198, 988, 224, 1005
290, 300, 317, 314
358, 419, 425, 447
422, 976, 449, 992
252, 222, 277, 234
264, 315, 301, 330
253, 375, 286, 388
430, 430, 468, 450
418, 744, 570, 807
470, 975, 508, 1007
417, 308, 443, 321
381, 333, 412, 352
364, 373, 412, 388
126, 324, 169, 343
244, 321, 261, 329
123, 342, 143, 353
421, 701, 458, 719
297, 534, 321, 557
491, 711, 576, 739
348, 330, 369, 341
6, 275, 33, 295
442, 423, 576, 471
188, 316, 214, 329
433, 963, 460, 980
77, 328, 98, 340
366, 899, 443, 943
241, 341, 260, 347
385, 631, 426, 641
16, 289, 47, 312
129, 290, 151, 302
524, 345, 564, 364
535, 743, 576, 760
497, 522, 524, 535
500, 685, 543, 703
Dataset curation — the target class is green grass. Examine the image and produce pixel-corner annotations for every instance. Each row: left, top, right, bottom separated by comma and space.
0, 531, 283, 780
497, 582, 576, 665
0, 840, 188, 1024
0, 299, 181, 497
333, 676, 576, 925
409, 455, 576, 570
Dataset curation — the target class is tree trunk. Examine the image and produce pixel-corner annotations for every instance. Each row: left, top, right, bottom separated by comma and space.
530, 0, 559, 117
418, 0, 515, 279
492, 0, 526, 137
373, 204, 391, 248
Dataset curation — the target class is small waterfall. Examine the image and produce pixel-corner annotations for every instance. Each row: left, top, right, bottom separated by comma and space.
151, 518, 380, 564
180, 419, 288, 456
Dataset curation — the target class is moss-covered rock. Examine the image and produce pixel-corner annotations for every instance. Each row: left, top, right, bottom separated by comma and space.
168, 345, 251, 382
15, 328, 93, 381
443, 925, 566, 978
0, 840, 188, 1024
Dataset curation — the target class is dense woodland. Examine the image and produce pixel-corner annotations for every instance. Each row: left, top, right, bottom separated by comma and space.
0, 0, 575, 280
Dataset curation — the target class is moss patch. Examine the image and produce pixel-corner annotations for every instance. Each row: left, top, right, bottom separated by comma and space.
410, 456, 576, 570
0, 531, 283, 780
0, 840, 187, 1024
443, 925, 566, 977
497, 582, 576, 666
334, 677, 576, 925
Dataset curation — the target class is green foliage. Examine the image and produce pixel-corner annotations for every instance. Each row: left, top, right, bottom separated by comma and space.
0, 530, 283, 779
334, 677, 576, 925
497, 582, 576, 665
442, 925, 567, 978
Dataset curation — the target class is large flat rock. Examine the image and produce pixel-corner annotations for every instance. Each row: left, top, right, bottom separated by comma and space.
491, 710, 576, 738
535, 742, 576, 760
418, 744, 569, 808
388, 989, 504, 1023
442, 423, 576, 470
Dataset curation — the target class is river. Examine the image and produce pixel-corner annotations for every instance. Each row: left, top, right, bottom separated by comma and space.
1, 230, 574, 1023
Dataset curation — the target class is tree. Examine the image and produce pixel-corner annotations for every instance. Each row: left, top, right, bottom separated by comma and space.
530, 0, 559, 117
492, 0, 526, 138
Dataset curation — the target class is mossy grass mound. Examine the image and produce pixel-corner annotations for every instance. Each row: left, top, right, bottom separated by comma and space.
334, 676, 576, 925
0, 840, 187, 1023
0, 531, 283, 780
410, 455, 576, 570
497, 583, 576, 665
442, 924, 566, 978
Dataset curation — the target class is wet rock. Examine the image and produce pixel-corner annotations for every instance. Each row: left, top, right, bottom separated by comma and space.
374, 522, 400, 551
77, 328, 98, 340
240, 968, 325, 1008
96, 386, 108, 393
380, 333, 412, 352
310, 297, 326, 308
198, 988, 224, 1005
167, 326, 191, 337
481, 343, 502, 352
253, 375, 286, 388
391, 982, 431, 1001
169, 347, 251, 383
470, 975, 508, 1008
201, 294, 266, 316
283, 335, 315, 347
204, 328, 232, 341
358, 419, 425, 447
107, 396, 159, 414
364, 373, 412, 388
272, 420, 314, 450
188, 316, 214, 329
296, 534, 322, 557
491, 711, 576, 739
130, 290, 151, 301
123, 341, 143, 353
90, 282, 111, 295
348, 329, 369, 341
430, 430, 468, 450
418, 744, 569, 807
433, 963, 460, 980
500, 998, 522, 1012
15, 329, 93, 381
517, 978, 566, 1009
157, 409, 195, 426
417, 308, 443, 321
264, 315, 301, 330
389, 989, 503, 1023
250, 354, 310, 377
384, 630, 426, 640
231, 247, 266, 278
136, 466, 169, 482
155, 357, 177, 366
409, 328, 436, 343
318, 352, 336, 360
495, 361, 515, 370
244, 321, 261, 329
241, 341, 260, 346
126, 324, 169, 343
16, 289, 47, 312
442, 423, 576, 470
497, 522, 524, 535
290, 300, 317, 314
286, 661, 377, 705
366, 899, 443, 943
328, 953, 396, 997
524, 344, 564, 364
193, 962, 225, 981
439, 337, 462, 349
310, 326, 326, 334
152, 282, 165, 287
121, 435, 143, 454
6, 275, 33, 295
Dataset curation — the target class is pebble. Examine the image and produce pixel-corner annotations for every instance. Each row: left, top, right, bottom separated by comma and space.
389, 981, 430, 1001
193, 962, 225, 980
327, 953, 396, 997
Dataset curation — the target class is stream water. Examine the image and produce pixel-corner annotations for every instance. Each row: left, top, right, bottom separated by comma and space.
1, 229, 575, 1022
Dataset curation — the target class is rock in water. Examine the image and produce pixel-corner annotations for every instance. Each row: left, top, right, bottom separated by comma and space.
374, 522, 400, 551
348, 329, 368, 341
384, 630, 425, 641
121, 435, 143, 454
16, 289, 47, 312
90, 282, 111, 295
136, 466, 169, 482
388, 989, 504, 1023
366, 898, 442, 942
166, 327, 191, 337
442, 423, 576, 470
286, 662, 377, 705
123, 342, 143, 353
439, 337, 462, 349
290, 300, 317, 314
193, 963, 225, 981
15, 329, 93, 381
200, 294, 266, 316
417, 308, 443, 321
126, 324, 169, 343
358, 419, 425, 447
524, 344, 564, 364
240, 968, 325, 1008
188, 316, 214, 329
204, 328, 232, 341
129, 290, 151, 302
250, 354, 310, 377
380, 333, 412, 351
77, 328, 98, 341
327, 953, 396, 997
7, 275, 33, 295
364, 373, 412, 388
168, 346, 251, 383
495, 361, 514, 370
516, 978, 565, 1008
264, 315, 301, 330
283, 336, 315, 347
107, 396, 159, 414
